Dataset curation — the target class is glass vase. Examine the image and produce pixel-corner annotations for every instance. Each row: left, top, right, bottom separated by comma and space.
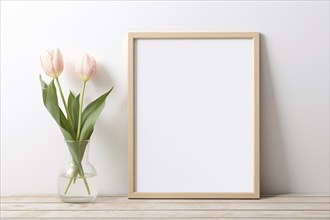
58, 140, 98, 203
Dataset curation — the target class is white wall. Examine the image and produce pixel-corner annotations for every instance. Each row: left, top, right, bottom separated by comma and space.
1, 1, 329, 195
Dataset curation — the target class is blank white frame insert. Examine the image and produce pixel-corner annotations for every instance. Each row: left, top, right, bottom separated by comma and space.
128, 32, 260, 199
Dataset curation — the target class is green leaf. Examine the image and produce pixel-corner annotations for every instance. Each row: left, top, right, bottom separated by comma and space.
67, 91, 80, 136
66, 141, 88, 163
67, 92, 75, 117
79, 87, 114, 140
72, 94, 80, 135
40, 76, 48, 105
60, 111, 74, 139
67, 92, 74, 128
39, 75, 74, 140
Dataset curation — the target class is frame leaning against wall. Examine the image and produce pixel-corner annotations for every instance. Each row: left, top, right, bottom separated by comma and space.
128, 32, 260, 199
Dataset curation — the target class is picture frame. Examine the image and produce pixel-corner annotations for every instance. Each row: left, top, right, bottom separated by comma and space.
128, 32, 260, 199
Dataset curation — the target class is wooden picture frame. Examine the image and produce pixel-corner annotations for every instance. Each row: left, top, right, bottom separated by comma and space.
128, 32, 260, 199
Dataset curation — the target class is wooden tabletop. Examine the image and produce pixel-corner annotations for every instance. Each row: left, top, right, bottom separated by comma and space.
1, 195, 329, 219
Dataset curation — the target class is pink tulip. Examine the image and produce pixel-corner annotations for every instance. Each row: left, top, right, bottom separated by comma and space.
75, 53, 97, 82
40, 48, 64, 78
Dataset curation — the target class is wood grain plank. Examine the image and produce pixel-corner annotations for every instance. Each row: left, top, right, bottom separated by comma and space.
1, 202, 329, 211
1, 196, 329, 203
1, 210, 329, 218
2, 218, 330, 220
1, 195, 329, 219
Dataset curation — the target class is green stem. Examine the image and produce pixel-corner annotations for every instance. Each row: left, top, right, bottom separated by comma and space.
75, 162, 91, 195
80, 173, 91, 195
76, 81, 87, 140
64, 175, 75, 195
64, 167, 90, 195
55, 77, 73, 126
64, 164, 79, 195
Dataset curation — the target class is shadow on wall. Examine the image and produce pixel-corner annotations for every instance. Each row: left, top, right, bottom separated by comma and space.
260, 34, 290, 194
90, 63, 128, 194
92, 64, 115, 91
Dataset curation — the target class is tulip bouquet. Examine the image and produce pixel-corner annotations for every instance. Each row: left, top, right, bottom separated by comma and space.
39, 48, 113, 196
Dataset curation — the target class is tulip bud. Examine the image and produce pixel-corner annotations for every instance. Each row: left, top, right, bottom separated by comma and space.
75, 53, 97, 82
40, 48, 64, 78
